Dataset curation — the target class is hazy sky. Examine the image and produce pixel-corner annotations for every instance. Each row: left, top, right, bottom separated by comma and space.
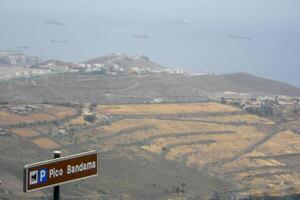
1, 0, 300, 86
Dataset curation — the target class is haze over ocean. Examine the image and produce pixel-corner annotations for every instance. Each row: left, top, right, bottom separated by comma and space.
1, 0, 299, 86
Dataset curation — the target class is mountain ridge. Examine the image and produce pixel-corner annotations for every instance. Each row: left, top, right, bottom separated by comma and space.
81, 53, 165, 72
223, 72, 300, 96
0, 51, 299, 101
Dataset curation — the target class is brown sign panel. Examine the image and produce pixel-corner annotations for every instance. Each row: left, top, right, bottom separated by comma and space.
23, 151, 99, 192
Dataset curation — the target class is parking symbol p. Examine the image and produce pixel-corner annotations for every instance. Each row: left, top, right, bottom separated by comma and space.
39, 168, 48, 184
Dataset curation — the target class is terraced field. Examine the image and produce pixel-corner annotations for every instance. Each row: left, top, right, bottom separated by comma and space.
2, 102, 300, 199
0, 105, 77, 126
76, 102, 299, 198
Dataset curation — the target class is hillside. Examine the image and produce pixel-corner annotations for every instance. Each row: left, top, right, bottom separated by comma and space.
1, 54, 300, 199
31, 59, 79, 69
0, 72, 299, 104
223, 73, 300, 97
82, 53, 165, 72
1, 102, 300, 199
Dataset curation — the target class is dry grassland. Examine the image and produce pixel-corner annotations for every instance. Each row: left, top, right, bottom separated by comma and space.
0, 106, 77, 126
255, 131, 300, 155
32, 137, 60, 149
189, 114, 274, 124
98, 102, 239, 115
94, 103, 300, 197
46, 106, 77, 118
0, 111, 55, 125
221, 131, 300, 196
11, 128, 40, 138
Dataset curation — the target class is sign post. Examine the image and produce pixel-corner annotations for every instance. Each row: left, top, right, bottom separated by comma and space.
53, 151, 61, 200
23, 150, 99, 197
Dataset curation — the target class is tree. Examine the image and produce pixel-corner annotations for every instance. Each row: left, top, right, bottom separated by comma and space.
84, 114, 97, 123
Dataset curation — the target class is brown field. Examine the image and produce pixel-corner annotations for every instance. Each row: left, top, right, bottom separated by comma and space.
0, 105, 77, 126
32, 137, 60, 149
98, 102, 240, 115
195, 114, 274, 124
11, 128, 40, 138
87, 103, 300, 197
221, 131, 300, 196
46, 106, 77, 118
0, 111, 55, 125
6, 102, 298, 198
255, 131, 300, 155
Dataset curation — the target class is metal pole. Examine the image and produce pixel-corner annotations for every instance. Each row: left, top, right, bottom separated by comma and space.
53, 151, 61, 200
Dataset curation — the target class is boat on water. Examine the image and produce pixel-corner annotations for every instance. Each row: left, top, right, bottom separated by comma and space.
44, 19, 65, 26
133, 34, 150, 39
164, 19, 191, 25
16, 45, 29, 50
50, 39, 68, 44
229, 34, 252, 40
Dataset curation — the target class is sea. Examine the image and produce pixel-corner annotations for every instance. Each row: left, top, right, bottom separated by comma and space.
1, 0, 300, 87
